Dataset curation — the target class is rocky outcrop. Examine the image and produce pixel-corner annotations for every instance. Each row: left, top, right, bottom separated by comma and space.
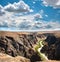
0, 53, 30, 62
0, 31, 60, 62
45, 35, 57, 46
0, 31, 41, 62
41, 34, 60, 60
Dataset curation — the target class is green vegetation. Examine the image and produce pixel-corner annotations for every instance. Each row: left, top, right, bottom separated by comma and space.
34, 40, 48, 61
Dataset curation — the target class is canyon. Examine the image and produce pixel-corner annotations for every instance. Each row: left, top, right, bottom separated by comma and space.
0, 31, 60, 62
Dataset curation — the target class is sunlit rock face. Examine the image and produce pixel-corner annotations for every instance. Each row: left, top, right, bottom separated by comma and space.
0, 31, 60, 62
0, 53, 30, 62
0, 31, 41, 62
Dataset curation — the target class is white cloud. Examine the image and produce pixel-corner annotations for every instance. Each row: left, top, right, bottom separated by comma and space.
0, 12, 60, 30
45, 14, 48, 17
42, 0, 60, 8
0, 5, 5, 16
0, 0, 33, 17
0, 0, 60, 31
4, 0, 33, 12
33, 1, 36, 4
34, 13, 42, 19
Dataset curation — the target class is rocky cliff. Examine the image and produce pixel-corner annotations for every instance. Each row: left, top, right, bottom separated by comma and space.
0, 31, 60, 62
0, 53, 30, 62
0, 31, 41, 62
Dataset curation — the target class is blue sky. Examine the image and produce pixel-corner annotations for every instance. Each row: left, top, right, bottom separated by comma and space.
0, 0, 60, 31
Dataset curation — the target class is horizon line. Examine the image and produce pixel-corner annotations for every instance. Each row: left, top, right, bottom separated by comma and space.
0, 29, 60, 32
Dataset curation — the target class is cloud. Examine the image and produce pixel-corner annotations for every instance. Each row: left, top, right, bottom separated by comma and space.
0, 5, 5, 16
0, 13, 60, 31
4, 0, 33, 12
34, 13, 42, 19
0, 0, 34, 28
0, 0, 33, 17
0, 0, 60, 31
33, 1, 36, 4
45, 14, 48, 17
42, 0, 60, 8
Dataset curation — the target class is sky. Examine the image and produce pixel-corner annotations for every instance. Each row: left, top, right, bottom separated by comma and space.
0, 0, 60, 31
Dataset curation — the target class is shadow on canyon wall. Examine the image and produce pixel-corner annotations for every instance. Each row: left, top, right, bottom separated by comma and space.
0, 31, 60, 62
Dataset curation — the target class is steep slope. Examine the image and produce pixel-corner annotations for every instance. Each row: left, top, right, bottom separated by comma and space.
0, 31, 60, 62
0, 31, 41, 62
0, 53, 30, 62
41, 33, 60, 60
